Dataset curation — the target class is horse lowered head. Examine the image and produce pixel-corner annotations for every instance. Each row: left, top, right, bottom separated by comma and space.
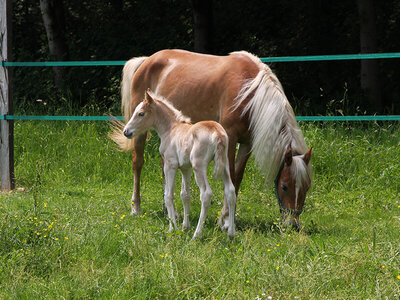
274, 146, 313, 231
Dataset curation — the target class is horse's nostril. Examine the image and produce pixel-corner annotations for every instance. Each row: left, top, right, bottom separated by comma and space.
123, 129, 131, 137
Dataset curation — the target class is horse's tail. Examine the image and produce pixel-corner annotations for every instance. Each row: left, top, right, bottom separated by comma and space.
121, 56, 148, 122
213, 131, 229, 179
108, 56, 147, 152
107, 115, 132, 152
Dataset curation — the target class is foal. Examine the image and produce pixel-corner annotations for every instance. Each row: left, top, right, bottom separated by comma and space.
122, 89, 236, 240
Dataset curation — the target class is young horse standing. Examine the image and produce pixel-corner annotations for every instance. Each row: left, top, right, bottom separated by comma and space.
122, 89, 236, 240
110, 49, 313, 230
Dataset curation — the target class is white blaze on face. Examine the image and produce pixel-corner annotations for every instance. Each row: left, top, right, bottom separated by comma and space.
125, 102, 144, 130
295, 184, 300, 210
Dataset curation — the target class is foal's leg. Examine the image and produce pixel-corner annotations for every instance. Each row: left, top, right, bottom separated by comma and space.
192, 164, 212, 240
163, 163, 178, 232
131, 133, 146, 215
161, 157, 179, 218
180, 167, 192, 230
218, 137, 237, 230
221, 165, 237, 239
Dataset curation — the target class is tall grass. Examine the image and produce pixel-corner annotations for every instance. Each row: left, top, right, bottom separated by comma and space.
0, 121, 399, 298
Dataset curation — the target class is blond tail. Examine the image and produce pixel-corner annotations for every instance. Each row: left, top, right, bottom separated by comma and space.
121, 56, 148, 122
108, 56, 147, 152
213, 133, 229, 179
106, 115, 132, 152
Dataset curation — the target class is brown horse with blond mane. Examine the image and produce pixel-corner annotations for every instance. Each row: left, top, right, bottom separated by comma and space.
110, 49, 313, 230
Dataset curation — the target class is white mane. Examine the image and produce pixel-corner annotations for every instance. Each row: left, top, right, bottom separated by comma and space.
232, 51, 312, 186
148, 91, 191, 124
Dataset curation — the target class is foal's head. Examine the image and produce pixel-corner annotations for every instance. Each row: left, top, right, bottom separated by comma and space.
123, 90, 155, 139
275, 146, 313, 231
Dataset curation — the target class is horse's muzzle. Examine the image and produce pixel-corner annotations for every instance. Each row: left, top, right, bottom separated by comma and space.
281, 214, 300, 232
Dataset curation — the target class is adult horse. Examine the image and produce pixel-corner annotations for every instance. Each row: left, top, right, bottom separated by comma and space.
110, 49, 313, 230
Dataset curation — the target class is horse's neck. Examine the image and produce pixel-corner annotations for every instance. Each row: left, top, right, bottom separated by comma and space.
153, 103, 180, 139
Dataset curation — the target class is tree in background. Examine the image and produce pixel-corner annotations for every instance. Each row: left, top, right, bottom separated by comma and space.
192, 0, 213, 53
39, 0, 69, 91
357, 0, 381, 112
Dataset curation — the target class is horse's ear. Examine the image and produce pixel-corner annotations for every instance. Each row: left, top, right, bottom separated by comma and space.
284, 146, 292, 166
145, 89, 154, 103
303, 147, 313, 165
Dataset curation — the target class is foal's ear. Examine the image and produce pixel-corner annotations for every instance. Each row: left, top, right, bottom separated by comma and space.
303, 147, 313, 165
284, 146, 293, 166
145, 89, 154, 103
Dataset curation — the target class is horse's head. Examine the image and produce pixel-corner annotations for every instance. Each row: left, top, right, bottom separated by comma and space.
275, 146, 313, 231
123, 89, 155, 138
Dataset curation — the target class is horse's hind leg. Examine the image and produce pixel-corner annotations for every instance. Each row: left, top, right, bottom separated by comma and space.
192, 165, 212, 240
130, 133, 146, 215
180, 167, 192, 231
221, 166, 236, 239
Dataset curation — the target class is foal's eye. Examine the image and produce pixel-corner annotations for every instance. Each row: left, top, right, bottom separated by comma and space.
281, 183, 288, 192
138, 112, 145, 117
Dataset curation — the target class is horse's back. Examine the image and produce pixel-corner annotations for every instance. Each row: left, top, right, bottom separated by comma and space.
131, 50, 260, 123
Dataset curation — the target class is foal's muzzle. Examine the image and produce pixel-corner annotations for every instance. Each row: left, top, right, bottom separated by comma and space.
123, 128, 133, 138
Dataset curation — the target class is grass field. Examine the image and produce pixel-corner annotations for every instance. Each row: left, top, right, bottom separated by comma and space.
1, 121, 400, 298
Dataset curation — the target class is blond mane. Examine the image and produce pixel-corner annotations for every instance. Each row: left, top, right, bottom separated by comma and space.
232, 51, 311, 186
147, 91, 191, 124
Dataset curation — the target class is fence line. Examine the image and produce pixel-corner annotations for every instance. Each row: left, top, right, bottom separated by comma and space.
1, 115, 400, 122
2, 52, 400, 67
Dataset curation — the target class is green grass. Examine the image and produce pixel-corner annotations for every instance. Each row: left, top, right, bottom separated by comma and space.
1, 121, 400, 298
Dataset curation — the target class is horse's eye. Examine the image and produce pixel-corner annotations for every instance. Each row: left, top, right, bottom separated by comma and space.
138, 112, 145, 117
281, 183, 288, 192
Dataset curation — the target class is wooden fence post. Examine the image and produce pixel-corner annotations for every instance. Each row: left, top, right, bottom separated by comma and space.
0, 0, 14, 191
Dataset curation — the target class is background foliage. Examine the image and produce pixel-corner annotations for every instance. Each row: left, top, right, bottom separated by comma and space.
11, 0, 400, 115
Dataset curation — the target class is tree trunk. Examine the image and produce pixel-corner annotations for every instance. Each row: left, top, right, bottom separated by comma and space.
192, 0, 213, 53
357, 0, 381, 112
40, 0, 69, 91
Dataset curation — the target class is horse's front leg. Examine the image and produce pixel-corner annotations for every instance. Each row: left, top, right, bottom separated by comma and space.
234, 143, 251, 194
163, 163, 178, 232
130, 133, 146, 215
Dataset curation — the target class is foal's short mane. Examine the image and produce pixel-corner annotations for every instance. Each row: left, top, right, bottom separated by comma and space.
231, 51, 312, 185
148, 91, 191, 124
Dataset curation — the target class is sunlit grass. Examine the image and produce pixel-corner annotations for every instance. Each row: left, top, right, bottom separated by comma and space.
0, 121, 399, 298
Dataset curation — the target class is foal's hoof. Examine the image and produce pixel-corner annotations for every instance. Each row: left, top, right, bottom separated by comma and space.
130, 207, 142, 215
218, 217, 230, 231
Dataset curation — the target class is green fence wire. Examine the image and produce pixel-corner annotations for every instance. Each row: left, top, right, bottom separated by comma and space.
2, 52, 400, 67
2, 52, 400, 121
2, 115, 400, 122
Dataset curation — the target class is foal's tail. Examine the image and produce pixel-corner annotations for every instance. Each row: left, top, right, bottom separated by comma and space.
213, 132, 229, 179
109, 56, 147, 152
